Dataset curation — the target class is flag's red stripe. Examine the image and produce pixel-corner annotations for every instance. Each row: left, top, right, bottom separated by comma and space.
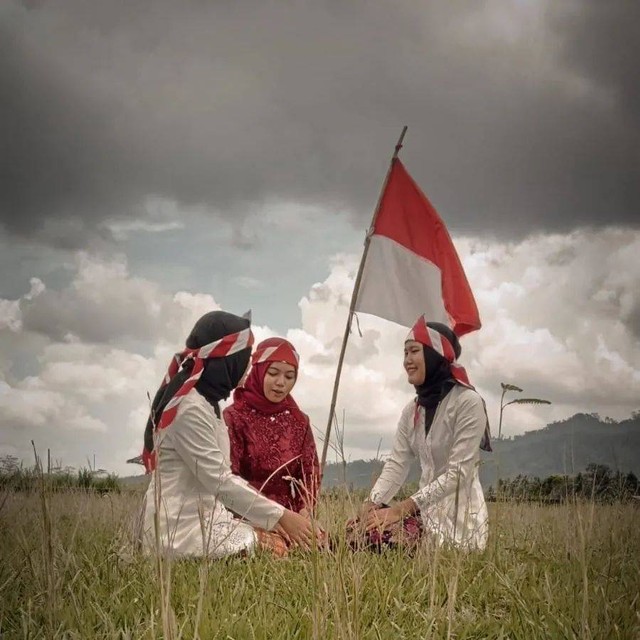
371, 159, 480, 336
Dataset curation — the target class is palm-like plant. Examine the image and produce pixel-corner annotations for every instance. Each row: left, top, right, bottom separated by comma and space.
498, 382, 551, 439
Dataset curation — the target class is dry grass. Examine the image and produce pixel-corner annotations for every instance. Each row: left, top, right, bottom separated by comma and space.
0, 488, 638, 639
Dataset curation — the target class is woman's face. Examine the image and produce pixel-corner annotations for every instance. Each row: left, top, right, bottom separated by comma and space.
404, 340, 426, 385
263, 362, 297, 403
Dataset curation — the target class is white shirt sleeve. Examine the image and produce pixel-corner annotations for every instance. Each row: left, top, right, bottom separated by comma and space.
170, 398, 285, 530
410, 390, 485, 513
369, 402, 416, 505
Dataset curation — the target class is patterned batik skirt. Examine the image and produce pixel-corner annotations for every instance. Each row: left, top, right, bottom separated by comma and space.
346, 505, 424, 553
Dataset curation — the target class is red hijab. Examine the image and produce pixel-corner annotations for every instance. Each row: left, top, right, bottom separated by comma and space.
232, 338, 305, 420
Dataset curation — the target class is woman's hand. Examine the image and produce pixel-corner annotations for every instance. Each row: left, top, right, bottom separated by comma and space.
276, 509, 322, 549
364, 498, 417, 532
358, 500, 378, 520
299, 508, 328, 547
346, 501, 377, 531
364, 505, 403, 531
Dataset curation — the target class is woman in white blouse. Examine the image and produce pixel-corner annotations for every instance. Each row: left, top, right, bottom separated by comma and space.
140, 310, 317, 558
360, 315, 491, 551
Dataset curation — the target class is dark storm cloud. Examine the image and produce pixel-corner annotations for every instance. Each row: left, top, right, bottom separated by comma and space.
552, 1, 640, 121
1, 0, 638, 247
0, 22, 133, 246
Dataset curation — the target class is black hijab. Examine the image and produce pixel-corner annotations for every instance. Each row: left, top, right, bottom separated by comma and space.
413, 322, 462, 433
186, 311, 252, 409
143, 311, 251, 458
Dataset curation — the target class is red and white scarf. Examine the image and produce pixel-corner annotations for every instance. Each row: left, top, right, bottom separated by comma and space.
406, 315, 472, 387
143, 327, 253, 471
407, 315, 492, 451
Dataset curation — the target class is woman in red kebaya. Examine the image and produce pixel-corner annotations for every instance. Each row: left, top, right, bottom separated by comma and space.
224, 338, 320, 519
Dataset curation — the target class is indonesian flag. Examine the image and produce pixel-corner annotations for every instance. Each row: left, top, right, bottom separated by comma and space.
354, 159, 480, 336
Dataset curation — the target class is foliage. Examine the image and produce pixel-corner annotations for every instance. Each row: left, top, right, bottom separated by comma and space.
487, 464, 640, 503
505, 398, 553, 407
500, 383, 523, 392
481, 411, 640, 488
0, 456, 121, 495
323, 408, 640, 490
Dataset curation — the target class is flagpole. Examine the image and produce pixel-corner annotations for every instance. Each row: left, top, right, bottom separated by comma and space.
320, 125, 408, 472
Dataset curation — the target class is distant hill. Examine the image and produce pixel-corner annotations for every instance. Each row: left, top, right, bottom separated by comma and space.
119, 413, 639, 492
322, 412, 640, 490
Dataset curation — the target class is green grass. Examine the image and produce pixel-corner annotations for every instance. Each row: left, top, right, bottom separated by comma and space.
0, 488, 638, 639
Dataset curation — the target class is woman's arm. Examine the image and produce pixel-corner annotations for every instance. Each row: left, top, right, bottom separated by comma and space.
170, 400, 284, 530
369, 403, 416, 505
409, 391, 486, 512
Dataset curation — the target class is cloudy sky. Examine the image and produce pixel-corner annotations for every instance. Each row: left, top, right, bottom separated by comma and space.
1, 0, 639, 475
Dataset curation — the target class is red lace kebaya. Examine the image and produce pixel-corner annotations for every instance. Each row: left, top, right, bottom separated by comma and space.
223, 338, 320, 514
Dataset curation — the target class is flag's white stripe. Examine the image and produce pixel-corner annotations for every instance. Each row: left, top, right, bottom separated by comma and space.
355, 235, 448, 328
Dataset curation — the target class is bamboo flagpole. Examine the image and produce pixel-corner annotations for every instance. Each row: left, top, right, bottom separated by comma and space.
319, 125, 408, 472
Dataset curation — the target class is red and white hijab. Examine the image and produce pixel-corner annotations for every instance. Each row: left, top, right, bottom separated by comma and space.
406, 315, 472, 388
407, 315, 492, 451
251, 337, 300, 368
142, 311, 254, 472
233, 337, 304, 420
156, 327, 253, 430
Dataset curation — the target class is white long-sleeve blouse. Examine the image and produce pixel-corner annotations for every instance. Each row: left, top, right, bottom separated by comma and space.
369, 385, 489, 549
143, 388, 284, 558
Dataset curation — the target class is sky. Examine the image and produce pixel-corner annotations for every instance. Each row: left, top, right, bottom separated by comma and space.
1, 0, 639, 475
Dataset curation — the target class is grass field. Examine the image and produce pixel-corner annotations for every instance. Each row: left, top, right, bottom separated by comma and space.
1, 488, 639, 639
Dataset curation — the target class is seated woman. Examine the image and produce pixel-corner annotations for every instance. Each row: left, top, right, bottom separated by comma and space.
352, 315, 491, 551
224, 338, 320, 519
141, 311, 317, 559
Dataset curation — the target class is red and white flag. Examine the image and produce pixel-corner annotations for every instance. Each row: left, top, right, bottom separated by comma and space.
354, 159, 480, 336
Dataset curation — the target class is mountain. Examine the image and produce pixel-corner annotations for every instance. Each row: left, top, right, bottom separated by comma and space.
322, 412, 640, 490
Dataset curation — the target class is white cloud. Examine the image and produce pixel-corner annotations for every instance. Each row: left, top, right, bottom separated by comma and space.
287, 228, 640, 458
0, 277, 45, 332
105, 196, 187, 240
0, 253, 225, 471
15, 252, 222, 346
0, 298, 22, 332
0, 228, 638, 472
0, 385, 107, 433
460, 229, 640, 416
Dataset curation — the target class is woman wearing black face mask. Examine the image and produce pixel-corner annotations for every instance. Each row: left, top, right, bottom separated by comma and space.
140, 310, 318, 558
352, 315, 491, 552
